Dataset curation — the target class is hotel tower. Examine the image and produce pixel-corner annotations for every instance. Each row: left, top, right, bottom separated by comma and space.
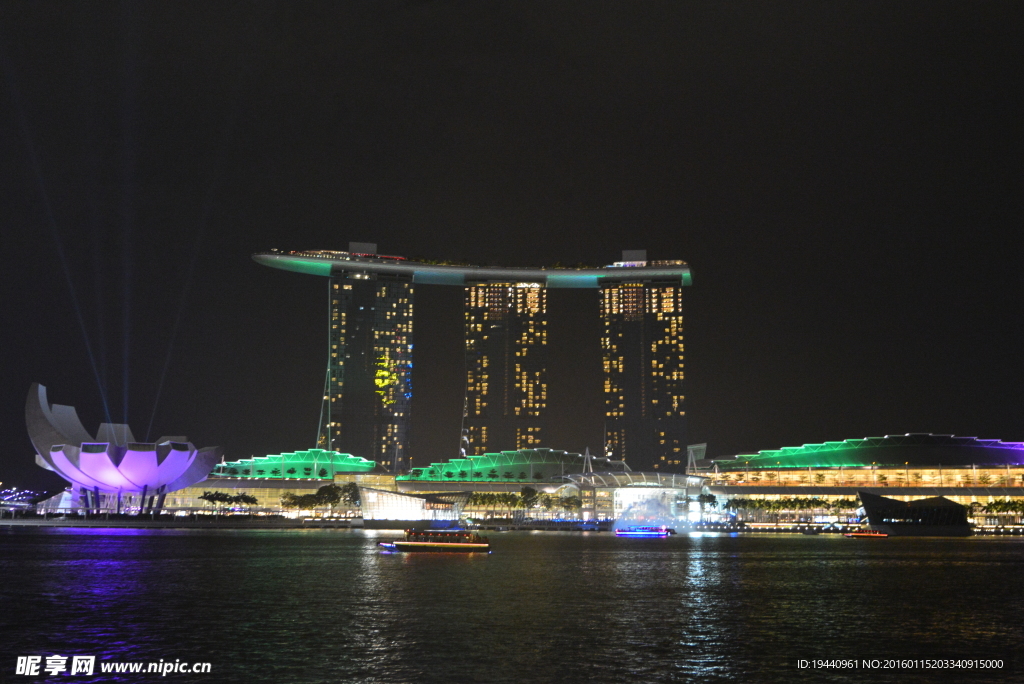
599, 251, 687, 470
254, 246, 690, 472
320, 243, 413, 470
463, 281, 547, 455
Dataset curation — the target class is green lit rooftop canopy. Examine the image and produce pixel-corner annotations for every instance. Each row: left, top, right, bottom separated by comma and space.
398, 448, 608, 483
713, 434, 1024, 470
253, 250, 692, 288
211, 449, 377, 480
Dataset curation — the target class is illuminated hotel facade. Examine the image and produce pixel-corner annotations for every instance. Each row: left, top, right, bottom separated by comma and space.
253, 245, 691, 470
464, 282, 547, 454
319, 243, 413, 470
600, 251, 687, 471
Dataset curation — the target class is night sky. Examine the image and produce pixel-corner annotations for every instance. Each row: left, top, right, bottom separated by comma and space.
3, 2, 1023, 492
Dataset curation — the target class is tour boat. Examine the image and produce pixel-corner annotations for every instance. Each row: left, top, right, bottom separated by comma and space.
615, 525, 671, 538
843, 529, 889, 539
378, 530, 491, 553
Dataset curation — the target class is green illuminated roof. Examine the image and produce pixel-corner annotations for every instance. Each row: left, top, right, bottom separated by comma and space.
254, 251, 691, 289
397, 448, 589, 483
257, 255, 333, 277
211, 449, 376, 480
715, 434, 1024, 470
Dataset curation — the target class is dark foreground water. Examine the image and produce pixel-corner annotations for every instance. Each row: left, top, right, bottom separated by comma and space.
1, 529, 1021, 684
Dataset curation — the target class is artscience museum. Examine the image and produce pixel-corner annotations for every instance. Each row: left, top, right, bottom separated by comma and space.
27, 384, 223, 513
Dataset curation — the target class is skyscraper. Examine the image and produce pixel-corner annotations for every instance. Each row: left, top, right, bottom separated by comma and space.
319, 243, 413, 470
254, 246, 689, 471
600, 251, 687, 471
463, 281, 547, 454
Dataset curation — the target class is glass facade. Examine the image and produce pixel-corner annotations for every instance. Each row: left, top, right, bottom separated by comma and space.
35, 479, 333, 514
359, 488, 468, 525
464, 282, 547, 454
564, 472, 705, 521
600, 278, 686, 471
320, 272, 413, 469
698, 435, 1024, 522
704, 465, 1024, 489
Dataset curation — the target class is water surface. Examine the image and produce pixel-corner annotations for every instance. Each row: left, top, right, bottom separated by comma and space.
1, 528, 1020, 683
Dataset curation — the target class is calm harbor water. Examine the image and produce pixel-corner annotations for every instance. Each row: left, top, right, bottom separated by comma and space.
1, 528, 1021, 684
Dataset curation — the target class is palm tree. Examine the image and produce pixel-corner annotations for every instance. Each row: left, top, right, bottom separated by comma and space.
696, 493, 717, 522
314, 484, 342, 517
482, 493, 497, 517
232, 493, 258, 513
339, 482, 360, 511
540, 494, 554, 518
473, 493, 495, 518
520, 486, 539, 511
559, 496, 583, 519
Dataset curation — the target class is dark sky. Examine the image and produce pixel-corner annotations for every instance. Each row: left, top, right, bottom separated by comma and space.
3, 2, 1023, 491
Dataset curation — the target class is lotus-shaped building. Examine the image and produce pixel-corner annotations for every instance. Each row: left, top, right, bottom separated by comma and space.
26, 383, 223, 512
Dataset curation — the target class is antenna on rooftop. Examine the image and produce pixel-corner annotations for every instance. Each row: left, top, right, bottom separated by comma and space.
582, 447, 594, 474
459, 396, 469, 458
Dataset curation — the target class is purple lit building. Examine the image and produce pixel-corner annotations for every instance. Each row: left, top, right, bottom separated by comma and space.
26, 383, 223, 513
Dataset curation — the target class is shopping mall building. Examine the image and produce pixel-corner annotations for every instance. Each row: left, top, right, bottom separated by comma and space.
692, 433, 1024, 525
121, 447, 705, 524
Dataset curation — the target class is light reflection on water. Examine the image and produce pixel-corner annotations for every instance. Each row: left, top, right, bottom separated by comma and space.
1, 529, 1021, 683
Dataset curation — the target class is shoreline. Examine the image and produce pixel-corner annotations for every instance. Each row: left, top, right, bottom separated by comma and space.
0, 516, 355, 530
3, 517, 1023, 536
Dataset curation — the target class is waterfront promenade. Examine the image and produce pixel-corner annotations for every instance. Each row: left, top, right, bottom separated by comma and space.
4, 515, 1023, 535
0, 515, 355, 530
